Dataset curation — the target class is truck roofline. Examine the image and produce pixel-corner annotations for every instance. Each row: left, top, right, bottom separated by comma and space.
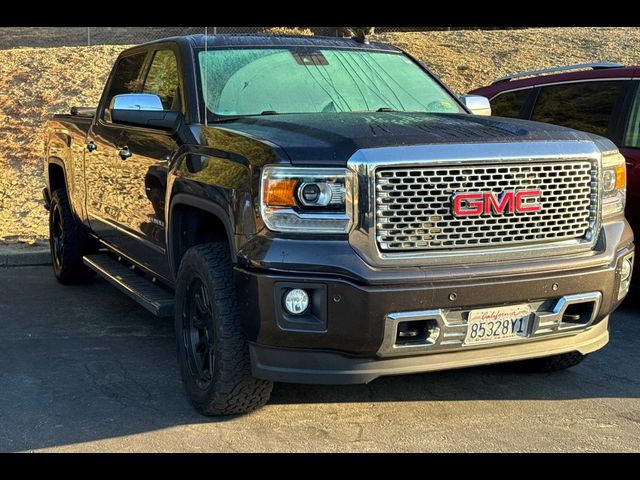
118, 33, 402, 55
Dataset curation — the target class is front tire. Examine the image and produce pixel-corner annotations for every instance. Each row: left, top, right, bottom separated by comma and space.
174, 243, 273, 416
511, 351, 585, 373
48, 188, 95, 284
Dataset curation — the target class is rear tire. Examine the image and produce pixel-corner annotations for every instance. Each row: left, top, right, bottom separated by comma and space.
510, 351, 585, 373
174, 242, 273, 416
48, 188, 95, 284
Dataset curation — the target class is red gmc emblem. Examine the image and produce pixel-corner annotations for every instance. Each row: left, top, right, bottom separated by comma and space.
451, 190, 542, 217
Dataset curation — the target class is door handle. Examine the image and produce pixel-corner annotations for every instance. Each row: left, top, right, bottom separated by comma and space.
118, 146, 132, 160
87, 141, 97, 152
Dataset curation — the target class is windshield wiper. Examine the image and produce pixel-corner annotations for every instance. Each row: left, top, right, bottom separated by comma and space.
374, 108, 428, 114
210, 111, 279, 123
209, 115, 246, 123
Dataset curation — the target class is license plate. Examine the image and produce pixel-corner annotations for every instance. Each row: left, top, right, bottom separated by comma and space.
464, 304, 531, 345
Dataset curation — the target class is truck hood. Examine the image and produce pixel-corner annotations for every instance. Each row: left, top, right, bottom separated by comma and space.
213, 112, 599, 164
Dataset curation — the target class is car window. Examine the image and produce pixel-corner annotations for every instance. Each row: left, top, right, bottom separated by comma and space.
531, 81, 623, 137
491, 89, 530, 118
624, 85, 640, 148
143, 50, 181, 111
102, 52, 147, 114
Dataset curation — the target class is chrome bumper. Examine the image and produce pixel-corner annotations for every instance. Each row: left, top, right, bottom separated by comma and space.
378, 291, 602, 357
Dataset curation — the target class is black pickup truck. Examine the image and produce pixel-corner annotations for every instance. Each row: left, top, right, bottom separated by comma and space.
44, 35, 634, 415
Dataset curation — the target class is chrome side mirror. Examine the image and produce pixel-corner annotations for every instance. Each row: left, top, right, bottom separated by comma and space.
460, 95, 492, 116
110, 93, 182, 131
110, 93, 164, 111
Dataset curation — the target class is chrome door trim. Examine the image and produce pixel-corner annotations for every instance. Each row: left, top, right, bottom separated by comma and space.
88, 212, 166, 254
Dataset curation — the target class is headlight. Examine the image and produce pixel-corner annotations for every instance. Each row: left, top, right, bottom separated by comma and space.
602, 151, 626, 217
260, 166, 355, 233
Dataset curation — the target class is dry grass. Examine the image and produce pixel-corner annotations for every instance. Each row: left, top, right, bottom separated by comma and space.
1, 28, 639, 244
0, 45, 128, 243
374, 28, 640, 94
263, 27, 314, 36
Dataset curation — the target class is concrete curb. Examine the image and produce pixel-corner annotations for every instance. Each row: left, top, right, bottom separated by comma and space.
0, 246, 51, 267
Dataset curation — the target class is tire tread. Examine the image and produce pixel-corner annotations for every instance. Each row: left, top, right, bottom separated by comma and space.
512, 351, 585, 373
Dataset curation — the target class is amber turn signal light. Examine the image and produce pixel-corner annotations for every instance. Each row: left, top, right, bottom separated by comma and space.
616, 164, 626, 189
264, 178, 298, 207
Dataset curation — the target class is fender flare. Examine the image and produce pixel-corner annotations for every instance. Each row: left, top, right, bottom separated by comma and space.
167, 193, 236, 278
46, 157, 69, 194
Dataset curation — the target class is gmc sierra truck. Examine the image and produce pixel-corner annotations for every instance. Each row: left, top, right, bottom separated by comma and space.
43, 35, 634, 416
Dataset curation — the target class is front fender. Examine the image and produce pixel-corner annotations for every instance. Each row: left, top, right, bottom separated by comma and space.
168, 151, 258, 238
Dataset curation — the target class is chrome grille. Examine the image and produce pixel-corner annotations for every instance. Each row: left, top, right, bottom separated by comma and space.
375, 161, 597, 251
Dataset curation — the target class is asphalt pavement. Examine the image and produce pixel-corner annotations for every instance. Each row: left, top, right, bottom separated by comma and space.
1, 266, 639, 452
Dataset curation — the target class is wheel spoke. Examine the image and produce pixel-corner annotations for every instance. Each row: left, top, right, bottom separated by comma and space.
194, 289, 208, 317
51, 205, 64, 267
183, 278, 216, 390
200, 284, 210, 311
202, 363, 213, 383
200, 345, 213, 379
194, 351, 206, 376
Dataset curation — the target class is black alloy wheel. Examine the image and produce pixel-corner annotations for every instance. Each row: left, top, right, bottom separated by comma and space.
183, 277, 215, 390
51, 202, 64, 269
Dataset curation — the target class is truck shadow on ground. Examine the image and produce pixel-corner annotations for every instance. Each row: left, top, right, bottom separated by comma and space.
1, 269, 639, 451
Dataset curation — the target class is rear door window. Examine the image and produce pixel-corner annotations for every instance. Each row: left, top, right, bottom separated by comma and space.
531, 81, 624, 137
624, 84, 640, 148
491, 89, 530, 118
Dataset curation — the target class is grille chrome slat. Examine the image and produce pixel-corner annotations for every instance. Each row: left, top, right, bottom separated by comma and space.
375, 162, 597, 251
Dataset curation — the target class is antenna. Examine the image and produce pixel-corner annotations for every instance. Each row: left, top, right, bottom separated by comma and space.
204, 27, 208, 127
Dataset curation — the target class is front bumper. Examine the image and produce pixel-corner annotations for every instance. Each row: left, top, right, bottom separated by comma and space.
235, 220, 633, 384
250, 318, 610, 384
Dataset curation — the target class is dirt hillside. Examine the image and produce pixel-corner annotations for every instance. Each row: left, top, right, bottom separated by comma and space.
1, 28, 639, 244
0, 45, 127, 243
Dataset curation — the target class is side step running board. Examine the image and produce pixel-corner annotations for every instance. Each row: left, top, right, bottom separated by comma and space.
83, 254, 174, 317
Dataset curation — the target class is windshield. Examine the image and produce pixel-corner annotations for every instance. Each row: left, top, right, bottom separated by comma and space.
197, 47, 463, 119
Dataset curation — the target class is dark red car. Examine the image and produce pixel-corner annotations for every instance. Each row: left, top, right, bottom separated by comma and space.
470, 63, 640, 274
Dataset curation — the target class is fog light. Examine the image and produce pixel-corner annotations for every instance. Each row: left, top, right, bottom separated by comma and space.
283, 289, 309, 315
618, 254, 634, 300
622, 258, 632, 281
